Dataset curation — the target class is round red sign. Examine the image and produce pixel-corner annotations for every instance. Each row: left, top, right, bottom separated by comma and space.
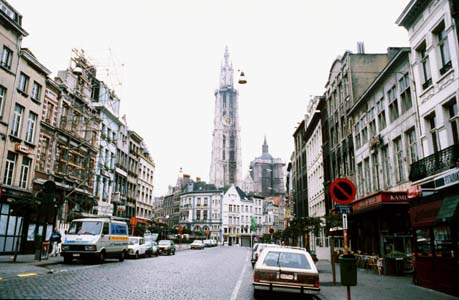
269, 228, 274, 235
329, 178, 357, 205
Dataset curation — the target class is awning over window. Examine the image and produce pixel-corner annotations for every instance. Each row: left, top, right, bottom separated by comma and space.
436, 195, 459, 223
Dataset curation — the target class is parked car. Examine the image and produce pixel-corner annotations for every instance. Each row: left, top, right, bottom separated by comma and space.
252, 247, 320, 299
191, 240, 205, 250
61, 217, 128, 264
251, 243, 281, 267
128, 236, 147, 259
158, 240, 176, 255
144, 232, 159, 257
210, 239, 218, 247
203, 239, 213, 247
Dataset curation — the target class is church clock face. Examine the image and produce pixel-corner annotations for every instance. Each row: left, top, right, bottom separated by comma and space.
223, 115, 233, 126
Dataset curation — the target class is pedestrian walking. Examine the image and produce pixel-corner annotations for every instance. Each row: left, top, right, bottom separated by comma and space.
49, 227, 62, 257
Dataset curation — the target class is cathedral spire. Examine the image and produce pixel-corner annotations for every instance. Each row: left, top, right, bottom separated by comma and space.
263, 136, 269, 154
220, 46, 234, 88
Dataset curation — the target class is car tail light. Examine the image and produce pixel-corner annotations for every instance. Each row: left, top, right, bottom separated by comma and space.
253, 272, 260, 282
313, 276, 320, 288
268, 273, 275, 281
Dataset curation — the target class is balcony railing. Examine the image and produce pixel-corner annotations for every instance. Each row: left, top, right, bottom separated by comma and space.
409, 144, 459, 182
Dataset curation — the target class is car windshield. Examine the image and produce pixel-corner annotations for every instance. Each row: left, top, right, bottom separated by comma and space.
128, 238, 139, 245
68, 221, 102, 235
159, 240, 171, 246
262, 251, 311, 269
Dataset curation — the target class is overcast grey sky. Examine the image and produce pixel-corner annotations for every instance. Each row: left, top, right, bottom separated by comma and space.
13, 0, 410, 196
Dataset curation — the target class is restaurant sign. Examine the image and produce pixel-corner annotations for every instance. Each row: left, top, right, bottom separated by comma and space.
353, 192, 409, 212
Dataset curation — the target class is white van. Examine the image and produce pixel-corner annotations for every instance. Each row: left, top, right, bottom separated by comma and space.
61, 217, 129, 264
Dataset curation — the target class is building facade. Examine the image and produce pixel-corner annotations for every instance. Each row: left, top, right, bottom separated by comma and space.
178, 182, 222, 241
397, 0, 459, 295
209, 47, 242, 188
348, 47, 419, 257
304, 96, 328, 259
136, 145, 155, 223
323, 50, 389, 214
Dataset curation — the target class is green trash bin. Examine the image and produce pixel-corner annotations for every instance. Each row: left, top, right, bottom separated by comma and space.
339, 254, 357, 286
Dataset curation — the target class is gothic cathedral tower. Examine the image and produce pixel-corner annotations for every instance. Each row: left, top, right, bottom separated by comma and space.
209, 47, 242, 188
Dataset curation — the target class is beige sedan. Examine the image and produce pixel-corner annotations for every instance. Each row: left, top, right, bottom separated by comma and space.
252, 247, 320, 298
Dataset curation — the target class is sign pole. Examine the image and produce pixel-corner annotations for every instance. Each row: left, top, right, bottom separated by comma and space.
342, 213, 351, 300
329, 178, 356, 300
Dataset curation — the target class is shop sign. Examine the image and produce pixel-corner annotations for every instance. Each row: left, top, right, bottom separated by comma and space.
434, 169, 459, 190
96, 201, 113, 216
117, 205, 126, 212
15, 144, 32, 155
353, 192, 408, 211
353, 195, 381, 211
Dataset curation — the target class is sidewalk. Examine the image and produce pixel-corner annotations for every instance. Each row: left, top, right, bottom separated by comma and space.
316, 260, 458, 300
0, 254, 62, 281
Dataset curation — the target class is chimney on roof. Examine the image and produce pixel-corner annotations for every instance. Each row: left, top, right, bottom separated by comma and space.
357, 42, 365, 54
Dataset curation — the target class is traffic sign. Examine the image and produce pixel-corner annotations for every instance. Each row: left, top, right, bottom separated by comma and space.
330, 178, 356, 205
335, 204, 353, 214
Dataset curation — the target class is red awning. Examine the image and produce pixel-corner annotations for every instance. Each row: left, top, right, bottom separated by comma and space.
352, 191, 409, 213
410, 199, 443, 227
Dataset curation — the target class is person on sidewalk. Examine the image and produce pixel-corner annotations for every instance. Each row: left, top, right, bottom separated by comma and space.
49, 227, 62, 257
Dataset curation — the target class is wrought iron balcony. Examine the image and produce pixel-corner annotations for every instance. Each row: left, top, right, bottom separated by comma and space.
409, 144, 459, 182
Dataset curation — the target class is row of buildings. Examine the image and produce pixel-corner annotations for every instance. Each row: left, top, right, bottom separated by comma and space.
288, 0, 458, 296
0, 1, 156, 255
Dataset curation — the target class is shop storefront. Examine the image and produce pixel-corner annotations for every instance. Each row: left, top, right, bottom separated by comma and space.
350, 191, 411, 257
410, 192, 459, 296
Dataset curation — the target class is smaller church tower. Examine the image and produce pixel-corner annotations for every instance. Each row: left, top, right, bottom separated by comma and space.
245, 137, 285, 196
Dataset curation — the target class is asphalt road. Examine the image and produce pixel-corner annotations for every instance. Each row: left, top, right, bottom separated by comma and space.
0, 246, 319, 300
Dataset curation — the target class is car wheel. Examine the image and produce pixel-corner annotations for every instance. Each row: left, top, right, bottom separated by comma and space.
155, 251, 159, 257
98, 251, 105, 264
119, 251, 125, 262
135, 251, 139, 259
147, 251, 152, 258
63, 254, 73, 264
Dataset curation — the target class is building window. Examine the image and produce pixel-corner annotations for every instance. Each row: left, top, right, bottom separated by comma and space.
417, 42, 432, 90
25, 112, 37, 143
1, 46, 12, 69
3, 152, 17, 185
399, 73, 412, 113
405, 128, 418, 164
19, 157, 31, 189
364, 157, 371, 193
357, 162, 363, 196
371, 152, 380, 191
382, 145, 391, 188
0, 85, 5, 118
388, 85, 399, 122
435, 21, 452, 75
377, 99, 386, 131
393, 136, 405, 183
444, 99, 459, 145
39, 136, 50, 171
10, 104, 24, 137
45, 102, 54, 123
31, 82, 42, 101
18, 72, 29, 94
426, 113, 439, 153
